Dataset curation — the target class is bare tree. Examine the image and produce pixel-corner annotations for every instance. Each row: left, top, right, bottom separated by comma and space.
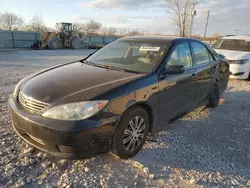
211, 32, 220, 39
165, 0, 195, 37
24, 15, 47, 32
106, 27, 117, 36
100, 27, 117, 36
74, 20, 101, 35
73, 21, 86, 33
0, 12, 23, 31
119, 28, 129, 36
85, 20, 102, 35
100, 27, 107, 35
127, 29, 141, 36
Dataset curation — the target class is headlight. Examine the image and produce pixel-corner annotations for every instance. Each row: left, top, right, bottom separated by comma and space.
230, 59, 249, 64
42, 101, 109, 120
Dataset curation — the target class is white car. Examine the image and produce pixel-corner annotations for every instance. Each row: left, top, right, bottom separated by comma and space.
212, 36, 250, 80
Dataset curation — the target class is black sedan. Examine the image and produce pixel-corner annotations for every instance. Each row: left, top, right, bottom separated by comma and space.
8, 36, 230, 159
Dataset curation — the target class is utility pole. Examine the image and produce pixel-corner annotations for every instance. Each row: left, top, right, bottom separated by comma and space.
204, 10, 210, 39
188, 1, 198, 37
235, 28, 241, 35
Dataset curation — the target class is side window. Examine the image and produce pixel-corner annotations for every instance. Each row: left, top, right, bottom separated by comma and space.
167, 43, 192, 68
191, 42, 210, 65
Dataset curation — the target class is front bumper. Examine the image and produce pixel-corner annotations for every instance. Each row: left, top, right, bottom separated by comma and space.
229, 64, 250, 79
8, 96, 117, 159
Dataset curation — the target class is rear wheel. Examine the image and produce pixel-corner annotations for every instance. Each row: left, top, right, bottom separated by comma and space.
113, 107, 149, 159
207, 82, 220, 108
71, 38, 81, 49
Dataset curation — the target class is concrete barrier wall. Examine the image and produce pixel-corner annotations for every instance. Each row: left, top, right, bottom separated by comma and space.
0, 31, 118, 49
0, 30, 41, 48
87, 36, 119, 48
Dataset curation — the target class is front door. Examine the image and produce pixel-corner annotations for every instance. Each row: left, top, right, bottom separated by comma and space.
158, 42, 197, 127
190, 41, 214, 104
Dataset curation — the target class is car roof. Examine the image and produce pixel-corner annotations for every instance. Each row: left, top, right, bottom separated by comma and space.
118, 36, 188, 43
221, 36, 250, 40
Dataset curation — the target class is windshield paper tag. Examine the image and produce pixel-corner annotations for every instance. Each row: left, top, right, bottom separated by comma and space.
139, 46, 160, 51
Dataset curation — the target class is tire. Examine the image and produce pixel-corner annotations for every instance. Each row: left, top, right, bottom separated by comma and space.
113, 107, 149, 159
71, 38, 81, 49
207, 82, 220, 108
47, 38, 62, 49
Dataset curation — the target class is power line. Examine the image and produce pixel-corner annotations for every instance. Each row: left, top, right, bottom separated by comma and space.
204, 10, 210, 38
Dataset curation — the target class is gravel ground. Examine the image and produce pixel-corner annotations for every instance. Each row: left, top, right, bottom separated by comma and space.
0, 49, 250, 188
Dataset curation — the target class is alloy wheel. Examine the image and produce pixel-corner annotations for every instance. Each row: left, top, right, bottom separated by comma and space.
123, 116, 146, 151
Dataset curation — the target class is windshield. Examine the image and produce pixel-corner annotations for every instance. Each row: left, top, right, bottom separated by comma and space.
86, 40, 169, 73
212, 39, 250, 52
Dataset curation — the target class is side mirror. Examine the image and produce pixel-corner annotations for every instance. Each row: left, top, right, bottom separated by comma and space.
165, 65, 185, 74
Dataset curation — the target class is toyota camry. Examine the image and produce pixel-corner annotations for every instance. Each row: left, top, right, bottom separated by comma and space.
9, 36, 230, 159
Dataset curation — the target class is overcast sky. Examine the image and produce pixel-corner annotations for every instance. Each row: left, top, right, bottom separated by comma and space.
1, 0, 250, 36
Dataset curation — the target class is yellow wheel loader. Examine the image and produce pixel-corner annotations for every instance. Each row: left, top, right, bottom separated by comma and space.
43, 22, 86, 49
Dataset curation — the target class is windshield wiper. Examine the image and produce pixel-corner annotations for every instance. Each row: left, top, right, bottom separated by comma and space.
98, 65, 127, 72
120, 69, 143, 74
81, 60, 143, 74
81, 60, 102, 67
98, 65, 143, 74
81, 61, 124, 71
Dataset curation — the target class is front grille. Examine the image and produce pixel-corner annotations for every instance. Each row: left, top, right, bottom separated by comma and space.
28, 134, 45, 146
18, 91, 49, 114
58, 145, 75, 153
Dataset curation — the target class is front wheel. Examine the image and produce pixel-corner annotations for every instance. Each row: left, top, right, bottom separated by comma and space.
207, 82, 220, 108
113, 107, 149, 159
47, 38, 62, 49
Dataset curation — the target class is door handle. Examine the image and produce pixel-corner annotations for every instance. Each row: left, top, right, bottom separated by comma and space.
191, 73, 196, 79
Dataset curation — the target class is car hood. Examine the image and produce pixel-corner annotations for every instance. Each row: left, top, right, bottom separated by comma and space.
21, 62, 143, 104
214, 49, 250, 60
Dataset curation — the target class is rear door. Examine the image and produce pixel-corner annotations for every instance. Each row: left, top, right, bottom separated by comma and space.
210, 48, 230, 94
190, 41, 214, 105
158, 41, 198, 126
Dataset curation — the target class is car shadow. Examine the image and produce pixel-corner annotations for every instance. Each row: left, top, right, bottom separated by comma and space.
131, 89, 250, 186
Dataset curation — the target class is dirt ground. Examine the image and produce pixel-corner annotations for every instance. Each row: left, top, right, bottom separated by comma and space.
0, 49, 250, 188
